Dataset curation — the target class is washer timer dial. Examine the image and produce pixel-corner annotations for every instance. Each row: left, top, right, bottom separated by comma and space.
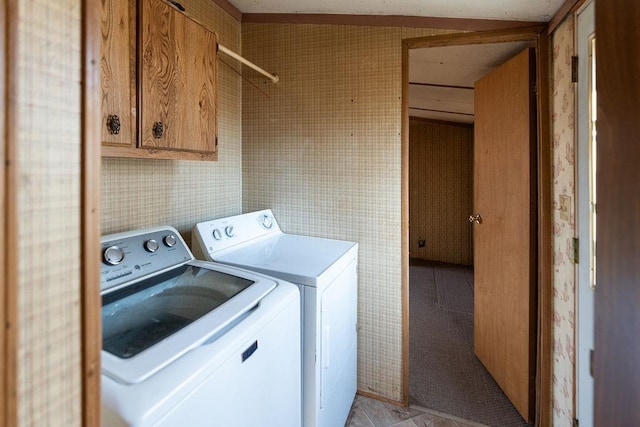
103, 245, 125, 265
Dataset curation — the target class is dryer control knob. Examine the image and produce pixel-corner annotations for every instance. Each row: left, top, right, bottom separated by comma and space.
163, 235, 177, 247
103, 245, 125, 265
144, 239, 159, 253
212, 229, 222, 241
261, 215, 273, 229
225, 226, 235, 238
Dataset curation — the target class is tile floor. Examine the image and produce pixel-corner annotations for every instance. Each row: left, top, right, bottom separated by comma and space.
345, 395, 489, 427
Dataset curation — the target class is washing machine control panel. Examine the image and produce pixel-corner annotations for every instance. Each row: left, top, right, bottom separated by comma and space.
100, 226, 192, 292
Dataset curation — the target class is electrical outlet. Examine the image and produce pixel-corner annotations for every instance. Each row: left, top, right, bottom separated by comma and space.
560, 195, 571, 221
418, 240, 426, 248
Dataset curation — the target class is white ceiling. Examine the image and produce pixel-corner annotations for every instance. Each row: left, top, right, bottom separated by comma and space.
229, 0, 563, 125
409, 41, 531, 124
231, 0, 564, 22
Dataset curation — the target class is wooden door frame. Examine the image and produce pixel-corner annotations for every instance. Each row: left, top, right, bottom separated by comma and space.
82, 0, 102, 425
2, 0, 16, 425
401, 26, 553, 426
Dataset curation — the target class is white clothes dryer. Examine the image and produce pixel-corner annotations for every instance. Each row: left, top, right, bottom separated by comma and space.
192, 210, 358, 427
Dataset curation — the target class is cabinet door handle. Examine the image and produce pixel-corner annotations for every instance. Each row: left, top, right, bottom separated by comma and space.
469, 213, 482, 224
107, 115, 121, 135
152, 121, 164, 139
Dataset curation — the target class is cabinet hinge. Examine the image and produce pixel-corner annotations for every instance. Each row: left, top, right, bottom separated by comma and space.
573, 418, 579, 427
573, 237, 579, 264
590, 349, 594, 377
571, 56, 579, 82
215, 136, 218, 147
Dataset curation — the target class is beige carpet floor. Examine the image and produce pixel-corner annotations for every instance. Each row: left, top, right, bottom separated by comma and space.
409, 259, 533, 427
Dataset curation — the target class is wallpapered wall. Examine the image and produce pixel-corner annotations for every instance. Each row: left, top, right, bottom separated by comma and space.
101, 0, 243, 244
241, 23, 459, 401
409, 118, 473, 265
551, 15, 577, 427
14, 0, 82, 424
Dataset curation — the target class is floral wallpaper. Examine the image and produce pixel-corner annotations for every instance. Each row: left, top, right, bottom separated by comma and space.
551, 15, 576, 427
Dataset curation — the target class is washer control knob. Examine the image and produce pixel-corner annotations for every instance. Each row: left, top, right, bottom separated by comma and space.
261, 215, 273, 229
144, 239, 159, 253
225, 226, 235, 238
163, 235, 177, 247
212, 229, 222, 241
103, 245, 125, 265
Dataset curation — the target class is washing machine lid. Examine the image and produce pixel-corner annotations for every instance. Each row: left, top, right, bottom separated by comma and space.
101, 261, 276, 385
213, 234, 357, 286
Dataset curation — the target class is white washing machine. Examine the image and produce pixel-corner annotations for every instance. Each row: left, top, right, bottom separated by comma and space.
100, 226, 301, 427
192, 210, 358, 427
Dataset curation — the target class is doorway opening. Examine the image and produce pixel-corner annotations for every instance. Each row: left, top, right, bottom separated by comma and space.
401, 28, 553, 426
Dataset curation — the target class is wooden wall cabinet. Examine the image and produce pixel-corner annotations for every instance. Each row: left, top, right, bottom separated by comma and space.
101, 0, 218, 161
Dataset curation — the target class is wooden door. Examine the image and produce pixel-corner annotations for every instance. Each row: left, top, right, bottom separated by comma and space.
139, 0, 218, 154
595, 0, 640, 425
473, 48, 536, 423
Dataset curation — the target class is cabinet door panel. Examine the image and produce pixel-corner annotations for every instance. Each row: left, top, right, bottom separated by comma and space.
140, 0, 217, 154
101, 0, 136, 146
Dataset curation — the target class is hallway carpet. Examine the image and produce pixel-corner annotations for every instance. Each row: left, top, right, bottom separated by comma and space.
409, 259, 532, 427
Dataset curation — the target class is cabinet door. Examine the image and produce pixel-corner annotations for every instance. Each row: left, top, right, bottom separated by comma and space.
101, 0, 136, 147
139, 0, 218, 154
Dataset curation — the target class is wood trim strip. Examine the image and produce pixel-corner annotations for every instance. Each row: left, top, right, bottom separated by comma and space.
534, 29, 553, 427
82, 0, 102, 425
3, 0, 17, 425
409, 107, 474, 116
409, 116, 474, 128
102, 145, 217, 161
357, 390, 405, 407
400, 40, 410, 407
242, 13, 545, 31
406, 26, 544, 49
409, 82, 474, 90
0, 0, 7, 423
211, 0, 242, 22
547, 0, 582, 35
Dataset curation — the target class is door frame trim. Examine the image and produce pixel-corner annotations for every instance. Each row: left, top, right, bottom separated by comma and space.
400, 26, 552, 427
81, 0, 102, 425
3, 0, 18, 424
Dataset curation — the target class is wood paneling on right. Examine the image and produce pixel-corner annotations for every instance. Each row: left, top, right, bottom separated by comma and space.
409, 118, 473, 265
595, 0, 640, 425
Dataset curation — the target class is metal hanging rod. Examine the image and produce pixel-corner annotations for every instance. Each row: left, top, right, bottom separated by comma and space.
218, 44, 279, 84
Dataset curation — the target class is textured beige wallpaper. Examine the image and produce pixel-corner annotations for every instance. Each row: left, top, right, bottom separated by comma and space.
15, 0, 82, 424
101, 0, 243, 245
409, 118, 473, 265
242, 23, 458, 402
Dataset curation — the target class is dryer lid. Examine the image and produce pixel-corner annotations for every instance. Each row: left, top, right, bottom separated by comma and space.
214, 234, 357, 286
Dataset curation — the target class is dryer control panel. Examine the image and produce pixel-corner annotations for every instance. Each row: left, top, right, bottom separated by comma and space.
100, 226, 193, 292
192, 209, 282, 259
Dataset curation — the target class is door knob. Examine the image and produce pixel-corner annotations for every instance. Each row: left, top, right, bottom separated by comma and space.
469, 213, 482, 224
